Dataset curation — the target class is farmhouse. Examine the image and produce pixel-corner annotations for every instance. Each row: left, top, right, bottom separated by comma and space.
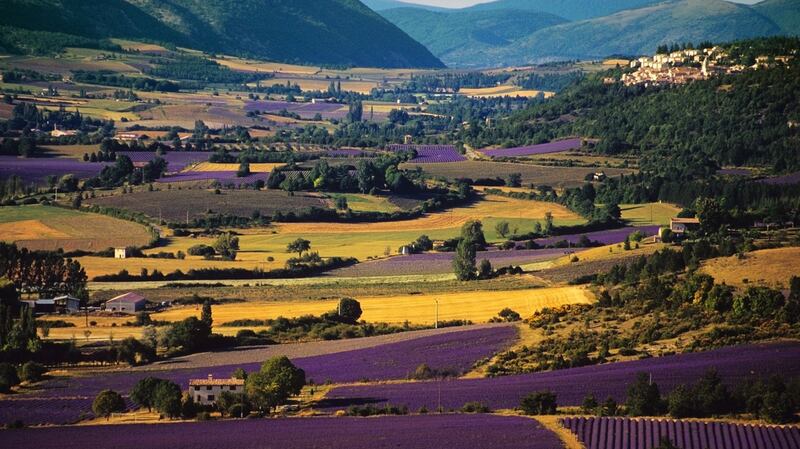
22, 295, 81, 315
670, 217, 701, 235
105, 292, 146, 313
189, 375, 245, 405
114, 247, 128, 259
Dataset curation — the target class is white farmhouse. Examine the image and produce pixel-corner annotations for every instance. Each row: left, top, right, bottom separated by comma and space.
189, 375, 246, 405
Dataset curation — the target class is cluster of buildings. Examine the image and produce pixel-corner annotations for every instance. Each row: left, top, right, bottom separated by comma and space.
622, 46, 796, 87
622, 47, 738, 87
24, 292, 147, 315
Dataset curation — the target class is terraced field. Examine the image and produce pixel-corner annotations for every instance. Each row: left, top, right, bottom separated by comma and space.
0, 205, 152, 252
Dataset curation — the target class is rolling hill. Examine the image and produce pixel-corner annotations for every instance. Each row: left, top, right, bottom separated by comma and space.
465, 0, 664, 21
497, 0, 783, 63
361, 0, 446, 11
0, 0, 444, 68
380, 7, 567, 67
754, 0, 800, 34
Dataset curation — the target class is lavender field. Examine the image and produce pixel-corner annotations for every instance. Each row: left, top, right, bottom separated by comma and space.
2, 415, 563, 449
321, 342, 800, 413
481, 138, 583, 158
759, 171, 800, 185
245, 100, 348, 119
332, 248, 568, 277
561, 417, 800, 449
0, 326, 515, 425
117, 151, 211, 172
332, 226, 660, 277
156, 171, 269, 185
0, 156, 108, 183
532, 226, 661, 247
388, 144, 467, 163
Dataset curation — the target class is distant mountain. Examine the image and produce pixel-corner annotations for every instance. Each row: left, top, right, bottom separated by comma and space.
380, 7, 567, 67
484, 0, 784, 65
0, 0, 444, 68
361, 0, 446, 11
466, 0, 664, 20
754, 0, 800, 34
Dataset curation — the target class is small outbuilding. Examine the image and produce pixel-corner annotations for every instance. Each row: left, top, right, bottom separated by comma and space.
189, 375, 246, 406
105, 292, 146, 314
23, 295, 81, 315
670, 217, 701, 235
53, 295, 81, 313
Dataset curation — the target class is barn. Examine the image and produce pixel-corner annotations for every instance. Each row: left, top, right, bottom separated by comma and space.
105, 292, 146, 314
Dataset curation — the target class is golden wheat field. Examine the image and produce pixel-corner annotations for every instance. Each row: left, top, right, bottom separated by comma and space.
0, 205, 152, 252
276, 195, 582, 234
188, 162, 285, 173
155, 285, 594, 325
700, 247, 800, 288
41, 286, 592, 340
459, 86, 555, 98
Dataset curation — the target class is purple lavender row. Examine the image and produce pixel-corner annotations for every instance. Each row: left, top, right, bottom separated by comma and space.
117, 151, 212, 171
481, 137, 583, 157
759, 171, 800, 186
322, 342, 800, 413
386, 145, 467, 163
0, 156, 109, 183
155, 171, 269, 184
561, 416, 800, 449
532, 225, 661, 247
2, 414, 563, 449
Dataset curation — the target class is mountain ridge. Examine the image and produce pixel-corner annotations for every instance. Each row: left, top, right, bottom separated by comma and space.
0, 0, 444, 68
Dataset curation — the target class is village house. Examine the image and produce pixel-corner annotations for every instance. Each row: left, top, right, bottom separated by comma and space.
189, 375, 246, 406
669, 217, 701, 235
50, 125, 78, 138
104, 292, 146, 314
114, 247, 128, 259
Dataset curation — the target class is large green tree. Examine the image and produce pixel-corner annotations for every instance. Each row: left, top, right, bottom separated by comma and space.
245, 356, 306, 413
92, 390, 126, 420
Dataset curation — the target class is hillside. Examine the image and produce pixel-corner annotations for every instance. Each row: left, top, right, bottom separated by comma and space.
491, 0, 783, 64
466, 0, 663, 21
362, 0, 446, 11
0, 0, 444, 68
755, 0, 800, 34
381, 7, 567, 67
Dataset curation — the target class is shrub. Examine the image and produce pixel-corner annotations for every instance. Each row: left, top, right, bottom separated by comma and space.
187, 244, 215, 257
461, 402, 490, 413
0, 363, 20, 393
19, 362, 46, 383
520, 390, 557, 415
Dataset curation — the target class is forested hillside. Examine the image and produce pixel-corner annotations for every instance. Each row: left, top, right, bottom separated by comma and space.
460, 37, 800, 212
0, 0, 444, 68
754, 0, 800, 35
